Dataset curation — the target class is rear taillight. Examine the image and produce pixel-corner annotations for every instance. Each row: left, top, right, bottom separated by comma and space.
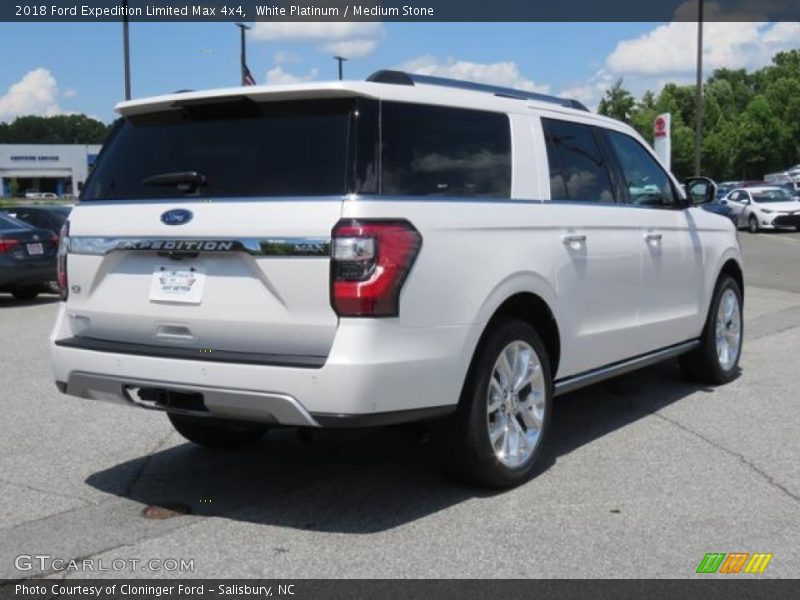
331, 220, 422, 317
0, 239, 20, 253
57, 221, 69, 300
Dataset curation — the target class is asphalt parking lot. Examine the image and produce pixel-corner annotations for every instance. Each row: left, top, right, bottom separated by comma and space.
1, 231, 799, 579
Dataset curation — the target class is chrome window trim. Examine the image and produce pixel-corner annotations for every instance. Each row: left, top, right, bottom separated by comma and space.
69, 236, 330, 257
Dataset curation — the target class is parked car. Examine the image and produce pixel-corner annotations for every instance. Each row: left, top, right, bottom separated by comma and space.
50, 71, 744, 487
715, 181, 741, 200
0, 214, 59, 300
24, 191, 59, 199
700, 198, 737, 223
1, 205, 71, 235
1, 205, 72, 293
722, 186, 800, 232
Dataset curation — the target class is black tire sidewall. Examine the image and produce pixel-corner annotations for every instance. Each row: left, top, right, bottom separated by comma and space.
702, 276, 743, 383
749, 215, 758, 233
458, 319, 553, 487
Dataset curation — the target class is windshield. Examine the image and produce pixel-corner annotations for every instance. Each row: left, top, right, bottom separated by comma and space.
82, 98, 355, 201
753, 189, 795, 203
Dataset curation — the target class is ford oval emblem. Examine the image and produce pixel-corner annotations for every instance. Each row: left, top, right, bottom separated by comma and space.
161, 209, 193, 226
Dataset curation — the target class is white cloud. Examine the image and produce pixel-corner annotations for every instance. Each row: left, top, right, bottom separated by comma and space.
324, 39, 378, 59
62, 88, 78, 99
252, 22, 383, 59
0, 68, 64, 121
397, 55, 550, 93
559, 15, 800, 110
264, 66, 320, 85
607, 21, 800, 77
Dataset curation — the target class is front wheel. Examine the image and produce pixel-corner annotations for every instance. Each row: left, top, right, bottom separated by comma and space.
439, 318, 552, 488
748, 215, 759, 233
679, 275, 743, 384
168, 413, 266, 449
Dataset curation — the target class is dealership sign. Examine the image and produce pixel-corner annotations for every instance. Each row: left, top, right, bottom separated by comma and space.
653, 113, 671, 171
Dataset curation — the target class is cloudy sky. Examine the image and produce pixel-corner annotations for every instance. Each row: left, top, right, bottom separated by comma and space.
0, 19, 798, 123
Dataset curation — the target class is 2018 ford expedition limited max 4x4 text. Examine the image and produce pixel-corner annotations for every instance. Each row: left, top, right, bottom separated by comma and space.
50, 71, 744, 487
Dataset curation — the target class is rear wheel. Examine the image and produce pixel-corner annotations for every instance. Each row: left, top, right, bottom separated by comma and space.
679, 275, 743, 384
168, 413, 266, 449
440, 318, 552, 488
11, 287, 40, 300
748, 215, 759, 233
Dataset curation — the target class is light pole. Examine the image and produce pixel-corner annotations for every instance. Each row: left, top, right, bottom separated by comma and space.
235, 23, 251, 85
694, 0, 704, 175
333, 56, 347, 81
122, 0, 131, 100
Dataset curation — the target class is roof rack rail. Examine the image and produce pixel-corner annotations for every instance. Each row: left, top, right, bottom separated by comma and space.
367, 70, 588, 112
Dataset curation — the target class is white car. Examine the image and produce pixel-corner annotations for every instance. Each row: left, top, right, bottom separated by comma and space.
50, 71, 744, 487
722, 186, 800, 232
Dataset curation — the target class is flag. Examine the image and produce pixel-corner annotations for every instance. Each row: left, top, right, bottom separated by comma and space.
243, 64, 256, 86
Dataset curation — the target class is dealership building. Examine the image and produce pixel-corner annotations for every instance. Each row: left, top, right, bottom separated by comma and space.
0, 144, 102, 197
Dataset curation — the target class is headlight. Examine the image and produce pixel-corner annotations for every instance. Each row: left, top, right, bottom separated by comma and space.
760, 208, 773, 214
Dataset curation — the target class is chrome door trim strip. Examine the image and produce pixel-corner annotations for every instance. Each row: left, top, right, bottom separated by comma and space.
553, 339, 700, 397
69, 236, 330, 257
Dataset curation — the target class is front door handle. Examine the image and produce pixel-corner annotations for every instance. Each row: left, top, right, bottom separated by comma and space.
644, 232, 663, 244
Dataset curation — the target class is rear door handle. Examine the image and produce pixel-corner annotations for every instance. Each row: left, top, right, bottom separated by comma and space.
562, 234, 587, 247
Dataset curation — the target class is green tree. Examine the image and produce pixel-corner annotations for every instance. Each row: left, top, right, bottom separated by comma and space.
0, 114, 110, 144
598, 78, 636, 122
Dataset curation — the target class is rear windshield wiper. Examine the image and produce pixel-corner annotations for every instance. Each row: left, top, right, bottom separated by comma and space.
142, 171, 207, 193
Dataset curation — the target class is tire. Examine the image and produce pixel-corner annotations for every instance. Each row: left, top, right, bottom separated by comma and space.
679, 275, 743, 385
11, 287, 40, 300
748, 215, 759, 233
168, 413, 266, 449
439, 318, 553, 488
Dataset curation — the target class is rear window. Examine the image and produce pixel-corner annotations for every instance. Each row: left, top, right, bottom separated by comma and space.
0, 214, 32, 231
82, 97, 512, 201
380, 102, 511, 197
82, 99, 354, 200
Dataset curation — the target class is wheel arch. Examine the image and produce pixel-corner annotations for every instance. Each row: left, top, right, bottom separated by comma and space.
719, 258, 744, 303
463, 284, 561, 391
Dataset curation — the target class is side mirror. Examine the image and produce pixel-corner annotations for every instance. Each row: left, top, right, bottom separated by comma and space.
684, 176, 717, 205
77, 181, 84, 192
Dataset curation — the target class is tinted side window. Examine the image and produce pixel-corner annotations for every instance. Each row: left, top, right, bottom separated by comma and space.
542, 118, 614, 202
604, 130, 677, 207
380, 102, 511, 197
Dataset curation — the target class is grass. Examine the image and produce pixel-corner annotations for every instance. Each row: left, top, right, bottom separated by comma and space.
0, 198, 75, 207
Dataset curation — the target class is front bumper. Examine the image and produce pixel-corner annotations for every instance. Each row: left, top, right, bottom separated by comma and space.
771, 214, 800, 228
50, 306, 475, 427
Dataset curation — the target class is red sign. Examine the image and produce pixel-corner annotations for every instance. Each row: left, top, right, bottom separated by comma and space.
654, 116, 667, 138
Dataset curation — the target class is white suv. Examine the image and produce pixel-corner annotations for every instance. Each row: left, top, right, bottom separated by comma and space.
50, 71, 744, 487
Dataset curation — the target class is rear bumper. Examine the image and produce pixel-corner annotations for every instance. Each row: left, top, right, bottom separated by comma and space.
0, 263, 55, 288
50, 306, 475, 427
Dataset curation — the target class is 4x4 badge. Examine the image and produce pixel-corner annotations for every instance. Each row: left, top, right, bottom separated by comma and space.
160, 209, 193, 226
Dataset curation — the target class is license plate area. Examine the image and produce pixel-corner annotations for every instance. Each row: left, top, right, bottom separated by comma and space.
26, 242, 44, 256
149, 265, 206, 304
